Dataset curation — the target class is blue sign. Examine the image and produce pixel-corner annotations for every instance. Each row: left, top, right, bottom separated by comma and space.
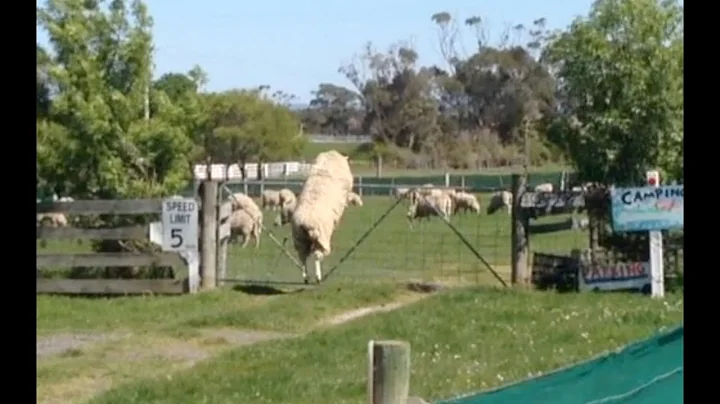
611, 186, 683, 232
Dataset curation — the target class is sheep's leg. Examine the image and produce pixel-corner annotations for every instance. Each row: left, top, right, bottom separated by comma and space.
240, 233, 249, 248
314, 258, 323, 283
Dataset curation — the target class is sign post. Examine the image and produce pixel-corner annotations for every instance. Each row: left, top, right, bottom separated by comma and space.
646, 170, 664, 298
161, 198, 200, 293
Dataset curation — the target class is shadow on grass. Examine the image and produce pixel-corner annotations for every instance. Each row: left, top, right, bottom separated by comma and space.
231, 284, 307, 296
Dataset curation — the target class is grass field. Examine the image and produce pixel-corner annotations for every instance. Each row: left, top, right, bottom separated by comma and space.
50, 286, 681, 404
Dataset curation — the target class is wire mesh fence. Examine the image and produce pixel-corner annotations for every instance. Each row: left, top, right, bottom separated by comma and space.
218, 177, 592, 286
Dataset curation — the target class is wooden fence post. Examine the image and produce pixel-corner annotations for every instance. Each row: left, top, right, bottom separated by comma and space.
368, 340, 411, 404
200, 180, 218, 291
511, 174, 529, 286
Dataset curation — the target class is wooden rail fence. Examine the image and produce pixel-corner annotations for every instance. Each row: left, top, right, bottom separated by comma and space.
37, 199, 198, 295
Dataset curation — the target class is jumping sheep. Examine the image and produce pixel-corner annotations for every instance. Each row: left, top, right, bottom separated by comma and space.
278, 188, 296, 207
347, 191, 363, 207
261, 189, 281, 211
229, 209, 262, 248
534, 183, 554, 193
452, 192, 481, 215
290, 150, 353, 284
407, 193, 453, 226
487, 191, 513, 215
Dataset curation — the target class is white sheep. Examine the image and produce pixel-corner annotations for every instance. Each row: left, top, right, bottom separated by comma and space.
274, 199, 296, 227
534, 183, 554, 193
230, 192, 263, 246
229, 209, 262, 248
261, 189, 281, 211
291, 150, 353, 284
347, 191, 363, 207
37, 213, 68, 227
452, 192, 481, 215
487, 191, 513, 215
406, 193, 453, 226
278, 188, 296, 207
392, 187, 410, 200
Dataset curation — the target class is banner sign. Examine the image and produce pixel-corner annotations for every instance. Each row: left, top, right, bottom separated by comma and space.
611, 186, 683, 232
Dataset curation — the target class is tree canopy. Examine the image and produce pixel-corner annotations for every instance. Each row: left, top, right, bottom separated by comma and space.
37, 0, 684, 195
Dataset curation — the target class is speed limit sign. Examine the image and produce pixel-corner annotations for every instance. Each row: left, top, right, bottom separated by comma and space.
161, 198, 199, 251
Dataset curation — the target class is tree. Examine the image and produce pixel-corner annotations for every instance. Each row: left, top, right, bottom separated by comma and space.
153, 72, 198, 103
543, 0, 683, 185
36, 0, 193, 199
202, 90, 304, 179
341, 43, 443, 166
306, 83, 363, 135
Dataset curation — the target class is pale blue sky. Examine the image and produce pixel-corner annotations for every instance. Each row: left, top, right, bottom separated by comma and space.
37, 0, 595, 103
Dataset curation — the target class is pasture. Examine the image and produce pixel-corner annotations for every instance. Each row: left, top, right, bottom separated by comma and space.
36, 285, 683, 404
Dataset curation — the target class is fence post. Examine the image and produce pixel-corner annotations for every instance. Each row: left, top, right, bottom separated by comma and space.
511, 174, 529, 286
358, 176, 364, 197
200, 180, 218, 291
216, 190, 228, 288
376, 155, 383, 178
368, 340, 411, 404
460, 175, 466, 191
444, 172, 450, 188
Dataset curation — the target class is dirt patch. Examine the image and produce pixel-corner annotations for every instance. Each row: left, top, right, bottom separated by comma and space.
319, 291, 435, 326
200, 328, 295, 346
37, 332, 129, 360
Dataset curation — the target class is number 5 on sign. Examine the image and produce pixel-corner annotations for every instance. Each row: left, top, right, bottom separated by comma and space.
161, 198, 199, 252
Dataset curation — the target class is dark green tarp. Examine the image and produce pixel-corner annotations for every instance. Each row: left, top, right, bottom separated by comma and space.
438, 325, 683, 404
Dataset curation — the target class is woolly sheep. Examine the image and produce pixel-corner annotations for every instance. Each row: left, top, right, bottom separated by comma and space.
487, 191, 513, 215
229, 209, 262, 248
392, 187, 411, 200
261, 189, 281, 211
534, 183, 554, 193
274, 200, 296, 227
291, 150, 353, 283
452, 192, 481, 215
230, 192, 263, 246
406, 193, 453, 226
278, 188, 296, 207
37, 213, 68, 227
347, 191, 363, 207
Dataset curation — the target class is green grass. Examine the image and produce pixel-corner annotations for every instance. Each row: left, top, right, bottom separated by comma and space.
85, 287, 684, 404
37, 281, 409, 336
225, 194, 587, 284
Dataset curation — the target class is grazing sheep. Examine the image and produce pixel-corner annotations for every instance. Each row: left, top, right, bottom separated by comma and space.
487, 191, 513, 215
261, 189, 281, 211
278, 188, 296, 207
452, 192, 481, 215
274, 200, 296, 227
291, 150, 353, 284
37, 213, 68, 227
407, 193, 453, 226
229, 192, 263, 246
392, 187, 411, 200
347, 191, 363, 207
534, 183, 554, 193
229, 209, 262, 248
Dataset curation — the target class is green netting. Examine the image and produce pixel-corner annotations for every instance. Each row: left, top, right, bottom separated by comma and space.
438, 325, 683, 404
